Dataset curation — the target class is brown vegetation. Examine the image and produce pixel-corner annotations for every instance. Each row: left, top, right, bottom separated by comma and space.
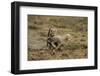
28, 15, 88, 61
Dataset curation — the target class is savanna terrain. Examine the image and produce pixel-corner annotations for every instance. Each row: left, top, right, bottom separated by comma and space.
28, 15, 88, 61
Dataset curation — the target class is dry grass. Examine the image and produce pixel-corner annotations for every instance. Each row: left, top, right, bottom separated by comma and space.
28, 49, 87, 60
28, 15, 88, 61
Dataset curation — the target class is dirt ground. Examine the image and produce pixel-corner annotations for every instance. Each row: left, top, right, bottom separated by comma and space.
28, 15, 88, 61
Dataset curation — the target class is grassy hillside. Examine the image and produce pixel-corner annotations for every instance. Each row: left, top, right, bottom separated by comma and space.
28, 15, 88, 61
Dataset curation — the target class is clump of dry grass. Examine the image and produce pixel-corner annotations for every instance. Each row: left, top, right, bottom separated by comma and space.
28, 49, 87, 60
63, 42, 87, 50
